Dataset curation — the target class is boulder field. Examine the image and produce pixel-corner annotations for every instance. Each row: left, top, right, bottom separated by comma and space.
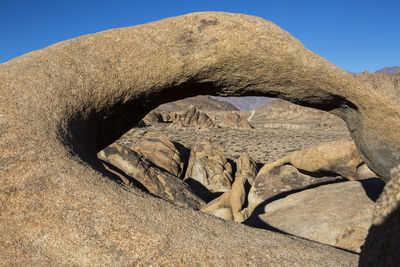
1, 12, 399, 265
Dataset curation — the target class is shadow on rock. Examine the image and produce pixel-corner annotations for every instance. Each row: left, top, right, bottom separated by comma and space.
243, 178, 347, 230
185, 178, 224, 202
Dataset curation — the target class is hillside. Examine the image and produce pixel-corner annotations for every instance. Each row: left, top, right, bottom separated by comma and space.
252, 99, 346, 128
375, 66, 400, 74
356, 71, 400, 102
210, 96, 273, 110
155, 95, 238, 112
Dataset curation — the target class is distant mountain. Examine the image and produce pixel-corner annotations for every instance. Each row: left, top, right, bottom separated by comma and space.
356, 70, 400, 101
155, 95, 238, 112
210, 96, 274, 110
375, 66, 400, 75
347, 71, 359, 76
252, 99, 346, 128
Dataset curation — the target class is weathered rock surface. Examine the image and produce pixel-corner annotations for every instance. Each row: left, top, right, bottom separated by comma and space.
171, 105, 217, 130
185, 138, 233, 192
235, 152, 259, 185
219, 112, 254, 129
356, 71, 400, 102
201, 153, 258, 222
140, 110, 163, 125
130, 132, 185, 178
249, 179, 384, 253
259, 138, 370, 181
245, 139, 375, 216
3, 11, 399, 265
359, 165, 400, 266
246, 164, 343, 216
98, 143, 205, 209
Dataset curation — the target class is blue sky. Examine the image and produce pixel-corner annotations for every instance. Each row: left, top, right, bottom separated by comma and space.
1, 0, 399, 72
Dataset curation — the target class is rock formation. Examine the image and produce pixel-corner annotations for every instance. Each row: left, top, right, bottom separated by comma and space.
359, 165, 400, 266
201, 152, 258, 222
156, 95, 239, 112
235, 152, 259, 185
2, 11, 399, 265
184, 138, 233, 193
245, 138, 376, 216
259, 138, 371, 181
246, 164, 343, 217
255, 99, 346, 129
140, 110, 164, 125
249, 179, 384, 253
219, 112, 254, 129
98, 143, 205, 209
130, 132, 185, 178
171, 105, 217, 129
356, 71, 400, 101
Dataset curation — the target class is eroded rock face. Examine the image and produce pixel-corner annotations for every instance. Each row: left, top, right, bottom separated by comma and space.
246, 164, 342, 216
201, 153, 258, 222
140, 110, 164, 126
246, 138, 375, 216
98, 143, 205, 210
184, 138, 233, 192
250, 179, 384, 253
130, 132, 185, 178
219, 112, 254, 129
235, 152, 258, 185
359, 165, 400, 266
171, 105, 217, 130
2, 11, 398, 265
259, 138, 371, 181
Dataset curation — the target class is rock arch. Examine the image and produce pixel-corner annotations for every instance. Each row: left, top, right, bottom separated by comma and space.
0, 12, 398, 265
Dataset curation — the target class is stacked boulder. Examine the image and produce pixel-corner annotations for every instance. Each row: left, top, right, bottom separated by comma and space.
184, 138, 233, 195
201, 152, 258, 222
130, 132, 184, 178
219, 113, 254, 130
98, 143, 204, 210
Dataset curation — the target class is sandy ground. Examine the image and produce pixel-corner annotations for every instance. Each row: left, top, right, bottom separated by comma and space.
117, 121, 350, 166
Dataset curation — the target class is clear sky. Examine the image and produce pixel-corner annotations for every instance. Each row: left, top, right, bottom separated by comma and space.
1, 0, 399, 72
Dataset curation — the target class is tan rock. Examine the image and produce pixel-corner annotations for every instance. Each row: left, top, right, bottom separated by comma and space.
201, 153, 258, 222
98, 143, 205, 210
155, 95, 239, 112
131, 132, 184, 178
359, 165, 400, 266
171, 105, 217, 129
246, 139, 375, 216
5, 11, 399, 265
219, 112, 254, 129
141, 110, 163, 125
201, 189, 234, 220
249, 179, 383, 253
236, 152, 258, 185
246, 164, 342, 216
356, 70, 400, 101
259, 138, 368, 181
256, 99, 346, 129
185, 138, 233, 192
159, 111, 177, 122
